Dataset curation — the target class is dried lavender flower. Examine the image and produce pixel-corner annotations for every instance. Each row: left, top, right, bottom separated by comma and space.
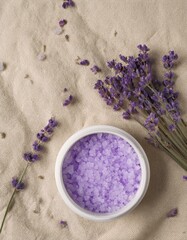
11, 177, 25, 190
62, 0, 75, 8
80, 59, 90, 66
183, 176, 187, 180
91, 65, 101, 74
23, 152, 39, 162
0, 118, 58, 233
60, 220, 68, 228
94, 44, 187, 170
59, 19, 67, 28
63, 95, 73, 106
37, 132, 49, 142
166, 208, 178, 218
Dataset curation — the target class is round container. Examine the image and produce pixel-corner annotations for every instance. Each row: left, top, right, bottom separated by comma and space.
55, 125, 150, 221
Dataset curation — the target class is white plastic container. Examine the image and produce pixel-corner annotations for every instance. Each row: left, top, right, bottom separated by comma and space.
55, 125, 150, 221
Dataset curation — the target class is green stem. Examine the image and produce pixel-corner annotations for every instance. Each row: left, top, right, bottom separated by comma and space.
158, 122, 187, 158
0, 162, 30, 234
155, 135, 187, 170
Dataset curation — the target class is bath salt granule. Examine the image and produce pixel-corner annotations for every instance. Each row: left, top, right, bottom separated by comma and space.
62, 133, 142, 213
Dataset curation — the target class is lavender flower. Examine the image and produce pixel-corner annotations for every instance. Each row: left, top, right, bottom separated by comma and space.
94, 45, 187, 170
183, 176, 187, 180
137, 44, 150, 52
59, 19, 67, 27
23, 152, 39, 162
166, 208, 178, 218
0, 118, 58, 234
144, 113, 159, 132
91, 65, 101, 74
11, 177, 25, 190
60, 220, 68, 228
48, 118, 58, 128
37, 132, 49, 142
80, 59, 90, 66
0, 62, 6, 71
63, 95, 73, 106
32, 141, 42, 151
62, 0, 75, 8
162, 50, 178, 69
119, 54, 128, 62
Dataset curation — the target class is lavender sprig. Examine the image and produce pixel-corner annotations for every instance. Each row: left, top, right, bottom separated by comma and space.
0, 118, 58, 234
94, 45, 187, 170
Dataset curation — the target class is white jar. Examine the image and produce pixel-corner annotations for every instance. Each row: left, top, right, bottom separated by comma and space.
55, 125, 150, 221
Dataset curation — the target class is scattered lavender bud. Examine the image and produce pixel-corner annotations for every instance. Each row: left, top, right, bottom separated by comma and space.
62, 0, 75, 8
0, 62, 6, 71
114, 31, 117, 36
80, 59, 90, 66
63, 95, 73, 106
183, 175, 187, 180
59, 220, 68, 228
0, 132, 6, 139
91, 65, 101, 74
37, 53, 47, 61
54, 27, 63, 35
68, 0, 75, 7
59, 19, 67, 28
11, 177, 25, 190
62, 2, 69, 8
23, 152, 39, 163
167, 208, 178, 218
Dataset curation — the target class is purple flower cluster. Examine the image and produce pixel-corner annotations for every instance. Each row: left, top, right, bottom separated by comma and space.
11, 177, 25, 190
91, 65, 101, 74
59, 19, 67, 28
0, 118, 58, 234
62, 0, 75, 9
63, 95, 73, 106
23, 118, 58, 163
166, 208, 178, 218
80, 59, 90, 66
94, 45, 187, 170
95, 45, 180, 127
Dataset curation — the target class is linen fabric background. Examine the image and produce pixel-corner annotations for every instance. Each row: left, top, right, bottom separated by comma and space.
0, 0, 187, 239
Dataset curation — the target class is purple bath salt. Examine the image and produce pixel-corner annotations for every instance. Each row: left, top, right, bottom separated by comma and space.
62, 133, 141, 213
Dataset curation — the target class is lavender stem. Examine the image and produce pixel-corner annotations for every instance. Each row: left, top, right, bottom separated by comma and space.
0, 162, 29, 234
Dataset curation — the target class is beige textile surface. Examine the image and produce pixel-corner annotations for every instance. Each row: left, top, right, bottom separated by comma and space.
0, 0, 187, 239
